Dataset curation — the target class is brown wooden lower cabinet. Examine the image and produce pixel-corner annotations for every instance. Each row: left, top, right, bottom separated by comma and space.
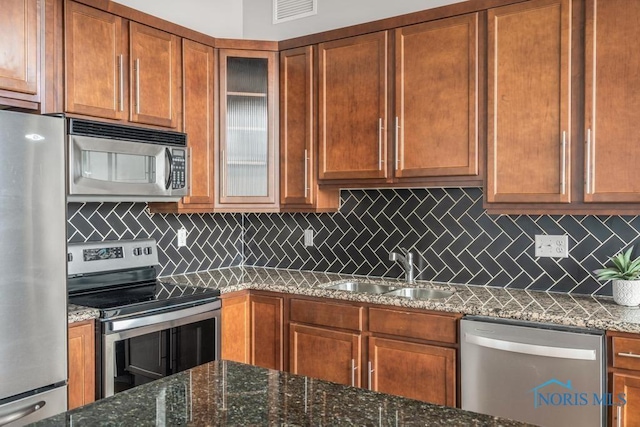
611, 373, 640, 427
67, 320, 95, 410
289, 322, 361, 387
368, 336, 455, 406
221, 291, 284, 370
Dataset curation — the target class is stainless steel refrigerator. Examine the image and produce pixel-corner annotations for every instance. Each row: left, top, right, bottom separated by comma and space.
0, 111, 67, 425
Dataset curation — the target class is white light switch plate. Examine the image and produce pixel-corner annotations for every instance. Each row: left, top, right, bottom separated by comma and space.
177, 227, 187, 247
535, 235, 568, 258
304, 229, 314, 247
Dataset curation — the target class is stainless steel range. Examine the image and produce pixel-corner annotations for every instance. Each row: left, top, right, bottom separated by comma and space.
67, 239, 220, 398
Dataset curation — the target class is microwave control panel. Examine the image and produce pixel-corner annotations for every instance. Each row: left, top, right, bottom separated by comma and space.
172, 149, 186, 189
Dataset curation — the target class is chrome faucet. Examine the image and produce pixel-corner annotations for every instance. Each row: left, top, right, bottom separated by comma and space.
389, 248, 415, 284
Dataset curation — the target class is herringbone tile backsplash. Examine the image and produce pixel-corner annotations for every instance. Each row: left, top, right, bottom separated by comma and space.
68, 189, 640, 296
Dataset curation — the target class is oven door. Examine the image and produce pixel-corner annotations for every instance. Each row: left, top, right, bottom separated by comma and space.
101, 301, 220, 398
68, 134, 187, 201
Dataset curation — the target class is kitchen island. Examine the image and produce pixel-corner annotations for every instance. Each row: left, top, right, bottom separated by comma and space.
33, 360, 530, 426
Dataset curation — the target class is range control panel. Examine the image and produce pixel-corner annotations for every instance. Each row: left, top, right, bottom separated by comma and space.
68, 238, 158, 277
171, 149, 186, 189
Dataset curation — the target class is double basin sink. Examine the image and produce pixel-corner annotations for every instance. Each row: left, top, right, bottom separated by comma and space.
324, 281, 454, 300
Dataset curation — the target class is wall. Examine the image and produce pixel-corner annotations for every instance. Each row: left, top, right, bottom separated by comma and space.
243, 0, 465, 40
67, 203, 243, 277
115, 0, 243, 39
244, 188, 640, 296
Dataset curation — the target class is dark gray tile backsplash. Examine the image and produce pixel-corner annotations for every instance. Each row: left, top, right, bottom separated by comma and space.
67, 189, 640, 296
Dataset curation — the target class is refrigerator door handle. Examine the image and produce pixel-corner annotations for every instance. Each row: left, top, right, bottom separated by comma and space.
0, 400, 46, 426
464, 333, 596, 360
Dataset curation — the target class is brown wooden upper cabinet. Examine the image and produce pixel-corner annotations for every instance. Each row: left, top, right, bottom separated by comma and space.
318, 32, 389, 181
280, 46, 339, 212
0, 0, 40, 107
394, 13, 479, 179
64, 1, 180, 129
486, 0, 572, 204
584, 0, 640, 203
217, 49, 279, 212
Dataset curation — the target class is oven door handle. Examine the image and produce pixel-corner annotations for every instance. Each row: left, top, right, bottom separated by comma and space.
106, 300, 221, 333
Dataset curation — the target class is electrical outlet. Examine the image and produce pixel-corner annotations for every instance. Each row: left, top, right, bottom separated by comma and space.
304, 229, 314, 247
177, 227, 187, 247
535, 235, 569, 258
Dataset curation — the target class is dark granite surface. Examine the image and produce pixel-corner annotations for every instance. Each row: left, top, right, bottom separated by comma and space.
32, 360, 532, 427
68, 266, 640, 333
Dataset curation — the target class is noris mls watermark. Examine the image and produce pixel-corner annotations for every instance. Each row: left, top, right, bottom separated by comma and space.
532, 379, 626, 409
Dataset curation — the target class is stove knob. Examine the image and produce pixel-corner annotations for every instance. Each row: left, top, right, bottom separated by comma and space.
144, 247, 152, 255
133, 247, 142, 256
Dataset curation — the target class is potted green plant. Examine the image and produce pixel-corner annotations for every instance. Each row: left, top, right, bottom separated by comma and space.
594, 246, 640, 306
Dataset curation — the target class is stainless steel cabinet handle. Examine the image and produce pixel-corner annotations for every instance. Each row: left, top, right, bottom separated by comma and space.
465, 333, 596, 360
118, 54, 124, 112
586, 128, 592, 194
378, 118, 384, 170
395, 116, 400, 170
561, 131, 567, 195
304, 149, 309, 198
618, 405, 622, 427
351, 359, 356, 387
617, 352, 640, 359
0, 401, 46, 426
368, 360, 374, 391
135, 58, 141, 114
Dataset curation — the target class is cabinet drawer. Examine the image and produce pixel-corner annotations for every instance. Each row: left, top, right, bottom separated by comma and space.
369, 307, 457, 344
290, 299, 363, 331
612, 337, 640, 371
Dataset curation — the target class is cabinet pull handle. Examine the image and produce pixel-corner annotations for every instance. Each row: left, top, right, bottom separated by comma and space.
351, 359, 357, 387
118, 54, 124, 112
618, 405, 622, 427
561, 131, 567, 194
617, 352, 640, 359
378, 118, 384, 170
586, 128, 592, 194
304, 149, 309, 198
134, 58, 141, 115
368, 360, 374, 391
395, 116, 400, 170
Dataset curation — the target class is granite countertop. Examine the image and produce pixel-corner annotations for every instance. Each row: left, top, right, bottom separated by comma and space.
67, 304, 99, 324
32, 360, 532, 427
67, 266, 640, 333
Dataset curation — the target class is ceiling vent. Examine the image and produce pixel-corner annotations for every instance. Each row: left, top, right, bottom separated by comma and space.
273, 0, 317, 24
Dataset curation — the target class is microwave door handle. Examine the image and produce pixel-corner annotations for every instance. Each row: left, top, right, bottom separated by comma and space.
165, 148, 173, 190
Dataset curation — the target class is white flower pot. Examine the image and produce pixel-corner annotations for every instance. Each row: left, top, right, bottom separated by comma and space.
613, 280, 640, 306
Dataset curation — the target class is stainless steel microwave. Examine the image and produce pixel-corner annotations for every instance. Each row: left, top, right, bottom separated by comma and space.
67, 119, 188, 202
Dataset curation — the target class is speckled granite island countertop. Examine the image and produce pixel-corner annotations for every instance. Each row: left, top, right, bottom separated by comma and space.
67, 303, 99, 324
161, 266, 640, 334
32, 360, 531, 427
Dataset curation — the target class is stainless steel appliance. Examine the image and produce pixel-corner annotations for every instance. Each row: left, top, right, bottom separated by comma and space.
461, 317, 605, 427
67, 118, 188, 202
67, 239, 221, 398
0, 111, 68, 426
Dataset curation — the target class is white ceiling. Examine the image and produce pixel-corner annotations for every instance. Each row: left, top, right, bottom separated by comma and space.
115, 0, 465, 41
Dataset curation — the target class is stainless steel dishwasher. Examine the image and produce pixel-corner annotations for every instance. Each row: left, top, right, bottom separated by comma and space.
461, 317, 605, 427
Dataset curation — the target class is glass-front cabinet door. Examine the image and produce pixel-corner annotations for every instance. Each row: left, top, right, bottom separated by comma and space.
218, 50, 278, 210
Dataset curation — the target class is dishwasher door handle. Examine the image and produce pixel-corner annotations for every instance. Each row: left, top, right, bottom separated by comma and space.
464, 333, 596, 360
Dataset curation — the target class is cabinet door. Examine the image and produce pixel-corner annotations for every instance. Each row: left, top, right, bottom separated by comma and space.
584, 0, 640, 202
395, 14, 478, 178
369, 337, 455, 406
280, 46, 313, 206
68, 321, 95, 410
612, 373, 640, 427
181, 39, 215, 208
487, 0, 571, 203
64, 1, 125, 120
251, 295, 283, 370
290, 323, 361, 387
219, 49, 278, 208
129, 22, 180, 128
318, 32, 388, 180
0, 0, 38, 97
221, 293, 250, 364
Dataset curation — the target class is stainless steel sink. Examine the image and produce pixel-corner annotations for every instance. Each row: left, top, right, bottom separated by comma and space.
384, 287, 454, 300
324, 281, 395, 294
